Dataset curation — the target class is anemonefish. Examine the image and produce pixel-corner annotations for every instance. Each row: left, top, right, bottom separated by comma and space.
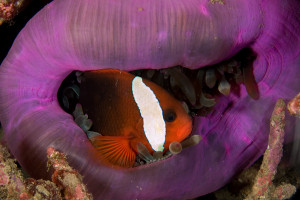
78, 69, 192, 168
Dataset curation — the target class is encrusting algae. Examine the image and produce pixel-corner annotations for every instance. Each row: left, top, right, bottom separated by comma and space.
0, 0, 26, 25
245, 99, 296, 200
288, 92, 300, 117
0, 144, 92, 200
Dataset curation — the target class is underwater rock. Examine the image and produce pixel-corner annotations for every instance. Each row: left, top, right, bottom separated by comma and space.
288, 92, 300, 117
0, 144, 92, 199
0, 0, 27, 25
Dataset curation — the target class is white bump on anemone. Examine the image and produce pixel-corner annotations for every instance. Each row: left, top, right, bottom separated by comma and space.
132, 76, 166, 152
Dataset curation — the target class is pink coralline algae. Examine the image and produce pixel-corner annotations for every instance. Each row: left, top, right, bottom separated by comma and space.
245, 99, 296, 200
0, 0, 299, 199
0, 145, 92, 199
0, 0, 25, 25
47, 147, 92, 200
288, 92, 300, 117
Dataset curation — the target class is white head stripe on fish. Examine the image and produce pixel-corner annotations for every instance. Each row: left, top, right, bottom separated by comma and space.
132, 76, 166, 152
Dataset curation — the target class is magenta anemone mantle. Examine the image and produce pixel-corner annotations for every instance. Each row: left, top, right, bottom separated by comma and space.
0, 0, 299, 199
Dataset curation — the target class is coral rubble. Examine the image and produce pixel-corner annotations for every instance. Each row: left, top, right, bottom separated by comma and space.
0, 0, 25, 25
245, 99, 296, 200
0, 145, 92, 199
288, 92, 300, 117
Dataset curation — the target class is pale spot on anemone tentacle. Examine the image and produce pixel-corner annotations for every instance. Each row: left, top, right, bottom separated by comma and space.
132, 76, 166, 152
158, 31, 168, 41
169, 141, 182, 155
199, 4, 210, 17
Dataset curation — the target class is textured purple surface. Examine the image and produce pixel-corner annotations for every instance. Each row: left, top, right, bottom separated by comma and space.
0, 0, 299, 199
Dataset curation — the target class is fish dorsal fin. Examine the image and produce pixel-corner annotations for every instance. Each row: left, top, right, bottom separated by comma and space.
91, 136, 136, 168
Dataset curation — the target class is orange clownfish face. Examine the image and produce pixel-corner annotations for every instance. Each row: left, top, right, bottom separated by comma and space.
79, 69, 192, 168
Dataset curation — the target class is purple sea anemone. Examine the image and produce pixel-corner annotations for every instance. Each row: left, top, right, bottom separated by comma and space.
0, 0, 299, 199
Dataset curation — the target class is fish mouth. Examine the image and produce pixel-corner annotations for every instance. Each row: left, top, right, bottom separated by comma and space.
58, 47, 259, 166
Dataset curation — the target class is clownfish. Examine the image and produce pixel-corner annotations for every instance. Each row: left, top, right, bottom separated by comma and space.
78, 69, 192, 168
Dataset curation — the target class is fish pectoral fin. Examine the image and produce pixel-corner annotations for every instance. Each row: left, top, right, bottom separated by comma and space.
91, 136, 136, 168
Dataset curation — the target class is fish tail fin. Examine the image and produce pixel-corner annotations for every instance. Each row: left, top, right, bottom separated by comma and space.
91, 136, 136, 168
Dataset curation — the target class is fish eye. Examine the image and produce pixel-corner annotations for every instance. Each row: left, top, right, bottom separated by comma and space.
164, 109, 177, 122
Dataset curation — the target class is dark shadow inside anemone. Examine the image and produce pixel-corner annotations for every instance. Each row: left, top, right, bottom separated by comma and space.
57, 47, 260, 167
